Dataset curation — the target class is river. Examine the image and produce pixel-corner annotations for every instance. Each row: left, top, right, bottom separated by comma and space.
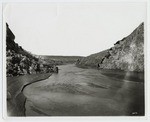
23, 64, 144, 116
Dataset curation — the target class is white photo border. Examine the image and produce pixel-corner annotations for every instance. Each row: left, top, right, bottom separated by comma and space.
0, 0, 150, 122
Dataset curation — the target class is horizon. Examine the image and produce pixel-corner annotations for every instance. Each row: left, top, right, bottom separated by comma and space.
3, 3, 146, 57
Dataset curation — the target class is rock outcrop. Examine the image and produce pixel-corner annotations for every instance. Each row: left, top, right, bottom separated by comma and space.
100, 23, 144, 72
76, 23, 144, 72
6, 23, 54, 77
76, 50, 109, 68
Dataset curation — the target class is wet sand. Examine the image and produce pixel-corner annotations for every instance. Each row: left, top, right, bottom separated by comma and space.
23, 64, 144, 116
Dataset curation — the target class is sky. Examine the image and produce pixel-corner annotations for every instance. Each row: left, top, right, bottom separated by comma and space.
3, 2, 146, 56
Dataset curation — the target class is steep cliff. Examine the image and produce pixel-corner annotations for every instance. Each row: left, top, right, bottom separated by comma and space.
6, 23, 36, 60
76, 23, 144, 72
6, 23, 54, 77
100, 23, 144, 72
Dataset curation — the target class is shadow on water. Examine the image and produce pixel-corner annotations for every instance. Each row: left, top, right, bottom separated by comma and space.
100, 69, 144, 82
103, 70, 145, 116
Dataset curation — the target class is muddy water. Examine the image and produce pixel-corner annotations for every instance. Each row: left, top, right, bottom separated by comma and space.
23, 64, 144, 116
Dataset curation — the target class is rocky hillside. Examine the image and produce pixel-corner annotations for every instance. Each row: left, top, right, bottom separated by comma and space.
6, 23, 54, 77
76, 50, 109, 68
6, 23, 36, 60
76, 23, 144, 72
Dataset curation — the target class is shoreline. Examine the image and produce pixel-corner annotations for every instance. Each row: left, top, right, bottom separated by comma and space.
99, 70, 144, 83
23, 64, 144, 116
76, 65, 144, 82
7, 73, 52, 116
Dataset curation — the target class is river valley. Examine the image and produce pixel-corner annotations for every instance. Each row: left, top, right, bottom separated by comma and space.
23, 64, 144, 116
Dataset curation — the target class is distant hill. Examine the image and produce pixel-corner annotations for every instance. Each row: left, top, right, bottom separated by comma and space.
76, 50, 109, 68
40, 55, 84, 65
76, 23, 144, 72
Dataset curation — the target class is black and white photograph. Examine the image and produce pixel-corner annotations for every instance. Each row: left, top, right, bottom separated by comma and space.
2, 1, 147, 117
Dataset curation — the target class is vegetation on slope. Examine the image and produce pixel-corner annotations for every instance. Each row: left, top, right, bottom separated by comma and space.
6, 23, 54, 77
